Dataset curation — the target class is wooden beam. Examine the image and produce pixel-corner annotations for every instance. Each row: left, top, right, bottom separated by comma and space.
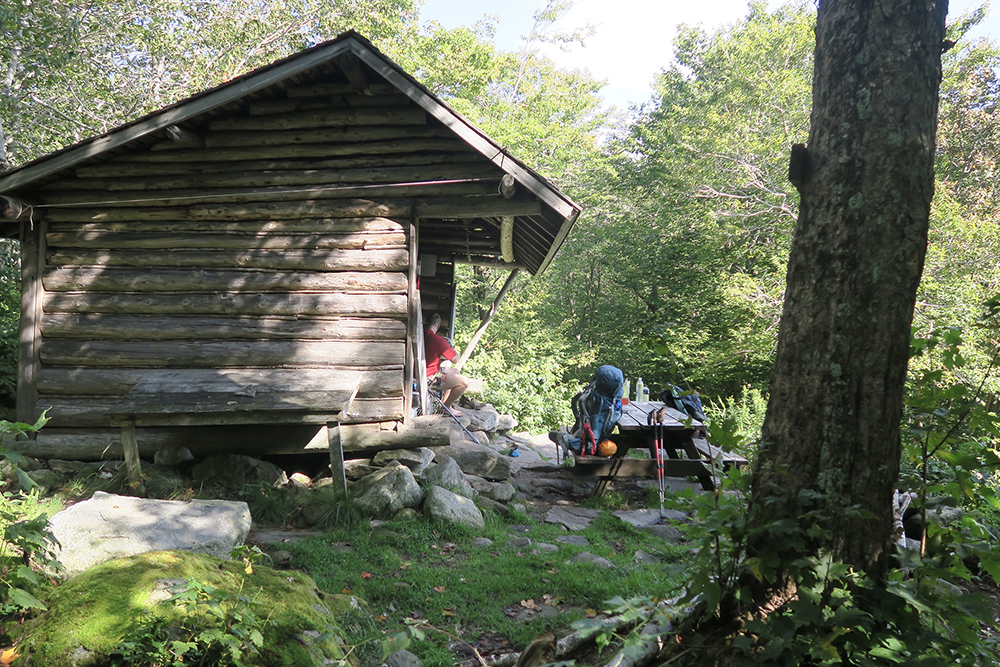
2, 196, 42, 222
500, 216, 515, 263
15, 219, 44, 425
455, 269, 518, 371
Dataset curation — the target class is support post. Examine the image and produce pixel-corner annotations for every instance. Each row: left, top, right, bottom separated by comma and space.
327, 422, 347, 496
120, 420, 146, 494
16, 219, 44, 426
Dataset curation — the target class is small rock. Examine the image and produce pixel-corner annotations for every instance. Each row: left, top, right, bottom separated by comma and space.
509, 524, 532, 534
471, 537, 494, 548
633, 550, 660, 564
476, 496, 507, 515
423, 458, 475, 498
556, 535, 591, 546
507, 537, 532, 549
386, 648, 422, 667
571, 552, 614, 569
191, 454, 288, 487
25, 469, 66, 493
344, 459, 380, 480
637, 524, 685, 543
373, 448, 435, 475
152, 445, 195, 466
394, 508, 421, 521
495, 414, 519, 431
535, 542, 560, 552
47, 459, 99, 477
289, 472, 312, 488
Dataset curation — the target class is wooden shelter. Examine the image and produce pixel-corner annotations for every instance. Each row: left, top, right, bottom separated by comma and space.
0, 31, 580, 461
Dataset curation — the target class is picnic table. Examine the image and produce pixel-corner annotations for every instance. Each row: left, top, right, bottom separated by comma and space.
108, 369, 362, 495
573, 400, 748, 492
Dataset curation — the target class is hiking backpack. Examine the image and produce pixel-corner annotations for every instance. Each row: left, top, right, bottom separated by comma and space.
660, 385, 707, 423
566, 365, 624, 456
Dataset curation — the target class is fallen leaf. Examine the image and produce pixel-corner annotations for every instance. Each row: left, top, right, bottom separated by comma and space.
0, 647, 18, 667
360, 572, 373, 580
374, 614, 388, 621
399, 563, 411, 570
459, 577, 467, 582
342, 588, 352, 595
521, 599, 538, 609
442, 608, 456, 616
586, 609, 598, 618
433, 586, 446, 593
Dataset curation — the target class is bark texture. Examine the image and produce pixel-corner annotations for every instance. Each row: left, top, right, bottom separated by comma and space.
752, 0, 948, 575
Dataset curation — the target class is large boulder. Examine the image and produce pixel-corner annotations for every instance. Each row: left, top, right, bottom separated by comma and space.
372, 447, 435, 474
464, 409, 498, 433
191, 454, 288, 486
423, 486, 485, 531
350, 461, 423, 519
430, 442, 516, 481
17, 550, 351, 667
47, 491, 251, 578
423, 458, 475, 498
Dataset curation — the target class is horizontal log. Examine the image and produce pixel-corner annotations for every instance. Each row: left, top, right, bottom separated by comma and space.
46, 163, 498, 193
74, 150, 478, 179
42, 199, 406, 223
209, 107, 426, 131
40, 339, 405, 368
247, 93, 412, 115
39, 314, 407, 342
48, 216, 405, 234
39, 180, 497, 208
21, 417, 430, 461
343, 397, 404, 422
341, 415, 450, 451
46, 248, 408, 272
47, 230, 405, 250
43, 291, 408, 316
107, 137, 471, 163
38, 367, 403, 398
204, 122, 446, 148
41, 194, 541, 225
285, 82, 396, 98
22, 425, 332, 460
42, 267, 409, 293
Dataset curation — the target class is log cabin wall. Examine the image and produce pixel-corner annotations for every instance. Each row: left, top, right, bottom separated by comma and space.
27, 79, 488, 460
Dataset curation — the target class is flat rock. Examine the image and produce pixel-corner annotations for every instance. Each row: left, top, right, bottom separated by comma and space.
613, 509, 687, 526
247, 530, 323, 546
633, 549, 660, 564
471, 537, 494, 548
507, 537, 532, 549
637, 524, 685, 543
545, 506, 602, 531
430, 443, 517, 481
570, 552, 613, 569
534, 542, 560, 553
48, 491, 251, 578
372, 448, 435, 474
556, 535, 591, 546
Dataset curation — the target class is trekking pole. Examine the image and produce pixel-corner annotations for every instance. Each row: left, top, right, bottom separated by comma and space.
649, 409, 666, 519
433, 394, 479, 445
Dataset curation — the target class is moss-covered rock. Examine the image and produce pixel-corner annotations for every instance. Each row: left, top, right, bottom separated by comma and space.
17, 550, 353, 667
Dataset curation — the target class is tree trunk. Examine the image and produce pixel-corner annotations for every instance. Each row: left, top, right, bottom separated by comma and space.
751, 0, 948, 578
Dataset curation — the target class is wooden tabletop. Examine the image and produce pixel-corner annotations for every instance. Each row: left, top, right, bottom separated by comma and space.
617, 400, 702, 431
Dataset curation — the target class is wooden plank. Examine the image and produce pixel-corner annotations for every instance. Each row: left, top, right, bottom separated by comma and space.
617, 401, 701, 430
39, 314, 408, 342
405, 215, 418, 423
208, 107, 427, 131
37, 367, 403, 398
47, 248, 408, 272
343, 397, 405, 422
47, 162, 497, 193
16, 219, 44, 424
42, 200, 406, 223
120, 420, 144, 491
328, 423, 347, 496
42, 267, 409, 293
37, 180, 496, 208
43, 291, 408, 316
74, 151, 477, 178
40, 339, 405, 368
46, 230, 406, 249
48, 216, 406, 234
108, 138, 472, 163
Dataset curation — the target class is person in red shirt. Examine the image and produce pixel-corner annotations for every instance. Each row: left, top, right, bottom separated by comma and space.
424, 313, 469, 413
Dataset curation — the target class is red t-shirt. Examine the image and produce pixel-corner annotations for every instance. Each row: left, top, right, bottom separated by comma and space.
424, 329, 456, 376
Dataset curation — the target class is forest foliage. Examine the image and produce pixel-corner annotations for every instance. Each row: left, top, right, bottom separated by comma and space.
1, 0, 998, 444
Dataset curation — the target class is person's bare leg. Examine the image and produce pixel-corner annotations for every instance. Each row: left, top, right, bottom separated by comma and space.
441, 371, 470, 410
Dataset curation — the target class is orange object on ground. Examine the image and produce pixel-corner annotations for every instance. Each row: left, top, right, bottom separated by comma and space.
597, 440, 617, 457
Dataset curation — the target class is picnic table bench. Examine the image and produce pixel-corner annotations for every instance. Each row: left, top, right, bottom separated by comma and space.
573, 400, 748, 492
108, 369, 362, 495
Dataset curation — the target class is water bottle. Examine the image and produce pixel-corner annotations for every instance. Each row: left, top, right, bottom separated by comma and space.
635, 377, 644, 403
642, 384, 650, 402
622, 379, 630, 403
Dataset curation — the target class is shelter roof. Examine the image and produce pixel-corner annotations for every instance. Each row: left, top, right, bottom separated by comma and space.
0, 30, 580, 275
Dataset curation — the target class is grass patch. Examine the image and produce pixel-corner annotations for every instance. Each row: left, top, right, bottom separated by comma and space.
282, 509, 690, 666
